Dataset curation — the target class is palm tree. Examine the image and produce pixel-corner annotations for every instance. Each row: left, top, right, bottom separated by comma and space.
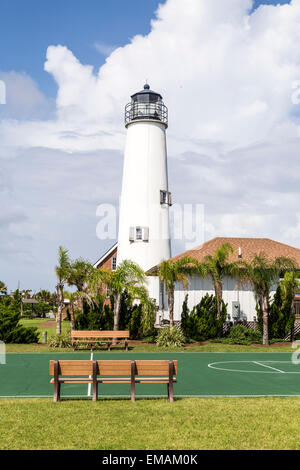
196, 243, 239, 319
280, 271, 300, 300
67, 259, 94, 292
0, 281, 7, 295
35, 289, 52, 304
63, 291, 80, 330
280, 271, 300, 341
55, 247, 71, 335
240, 253, 295, 346
89, 260, 148, 338
67, 258, 94, 318
154, 257, 202, 328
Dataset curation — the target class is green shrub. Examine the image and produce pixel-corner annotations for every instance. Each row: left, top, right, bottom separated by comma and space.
181, 294, 227, 341
222, 324, 262, 345
156, 327, 185, 348
74, 291, 155, 341
75, 296, 113, 331
128, 305, 142, 339
48, 331, 72, 348
256, 284, 295, 340
0, 304, 39, 344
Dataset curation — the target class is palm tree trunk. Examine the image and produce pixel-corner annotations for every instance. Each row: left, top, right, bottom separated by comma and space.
262, 295, 269, 346
214, 279, 223, 320
113, 292, 121, 344
168, 289, 175, 328
70, 304, 75, 330
56, 284, 63, 335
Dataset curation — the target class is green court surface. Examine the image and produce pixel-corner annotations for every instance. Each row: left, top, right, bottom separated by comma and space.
1, 352, 300, 398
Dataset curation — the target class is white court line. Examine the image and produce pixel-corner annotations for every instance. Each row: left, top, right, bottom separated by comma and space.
87, 352, 93, 397
207, 361, 298, 373
253, 361, 285, 373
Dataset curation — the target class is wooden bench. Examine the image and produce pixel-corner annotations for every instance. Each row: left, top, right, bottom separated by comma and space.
49, 360, 178, 402
71, 330, 130, 351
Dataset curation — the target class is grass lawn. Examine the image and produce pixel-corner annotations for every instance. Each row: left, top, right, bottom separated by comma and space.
0, 397, 299, 450
5, 340, 295, 353
19, 318, 70, 342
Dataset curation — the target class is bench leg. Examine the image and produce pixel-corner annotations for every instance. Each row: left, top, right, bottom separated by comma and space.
168, 381, 174, 403
93, 383, 98, 402
131, 360, 135, 402
53, 381, 60, 402
53, 360, 60, 402
131, 381, 135, 402
125, 340, 128, 352
168, 360, 174, 403
92, 360, 98, 402
107, 342, 111, 352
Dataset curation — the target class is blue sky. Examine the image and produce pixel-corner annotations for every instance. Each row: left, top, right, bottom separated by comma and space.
1, 0, 300, 292
0, 0, 290, 98
0, 0, 162, 97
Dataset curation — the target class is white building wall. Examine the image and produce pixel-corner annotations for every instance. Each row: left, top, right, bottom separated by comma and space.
158, 275, 277, 322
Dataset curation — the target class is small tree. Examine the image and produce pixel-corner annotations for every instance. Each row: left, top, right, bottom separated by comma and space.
55, 247, 71, 335
195, 243, 239, 320
240, 254, 295, 346
154, 257, 202, 328
280, 271, 300, 341
89, 260, 148, 341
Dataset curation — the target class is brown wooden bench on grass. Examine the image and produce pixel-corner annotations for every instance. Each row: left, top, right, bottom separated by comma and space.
49, 360, 178, 403
71, 330, 130, 351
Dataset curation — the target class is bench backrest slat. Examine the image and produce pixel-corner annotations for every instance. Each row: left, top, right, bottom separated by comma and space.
135, 360, 178, 376
71, 330, 129, 338
96, 360, 132, 375
49, 360, 93, 375
50, 360, 177, 376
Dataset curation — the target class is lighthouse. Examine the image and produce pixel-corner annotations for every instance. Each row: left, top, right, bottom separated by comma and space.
117, 83, 171, 301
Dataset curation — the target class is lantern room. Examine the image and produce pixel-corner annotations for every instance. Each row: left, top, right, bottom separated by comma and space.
125, 83, 168, 127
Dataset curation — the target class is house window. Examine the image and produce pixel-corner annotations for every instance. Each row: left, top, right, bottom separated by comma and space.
111, 257, 117, 271
160, 190, 172, 206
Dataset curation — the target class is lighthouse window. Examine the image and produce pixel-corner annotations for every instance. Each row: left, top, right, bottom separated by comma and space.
129, 226, 149, 242
136, 227, 143, 240
160, 190, 172, 206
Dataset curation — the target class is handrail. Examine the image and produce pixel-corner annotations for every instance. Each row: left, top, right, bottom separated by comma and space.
125, 101, 168, 126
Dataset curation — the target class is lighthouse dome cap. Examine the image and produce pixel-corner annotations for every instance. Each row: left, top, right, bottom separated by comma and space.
131, 83, 163, 100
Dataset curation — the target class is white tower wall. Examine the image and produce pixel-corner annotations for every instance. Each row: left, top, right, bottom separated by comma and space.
117, 114, 171, 302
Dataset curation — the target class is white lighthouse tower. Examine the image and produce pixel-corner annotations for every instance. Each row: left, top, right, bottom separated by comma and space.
117, 83, 171, 302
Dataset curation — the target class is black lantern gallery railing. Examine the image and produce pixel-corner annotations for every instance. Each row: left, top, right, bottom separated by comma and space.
125, 101, 168, 126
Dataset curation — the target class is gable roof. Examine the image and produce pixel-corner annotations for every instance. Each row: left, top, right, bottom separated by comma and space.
93, 242, 118, 269
148, 237, 300, 272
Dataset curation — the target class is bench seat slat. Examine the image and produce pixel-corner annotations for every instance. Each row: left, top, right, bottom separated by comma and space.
50, 378, 93, 384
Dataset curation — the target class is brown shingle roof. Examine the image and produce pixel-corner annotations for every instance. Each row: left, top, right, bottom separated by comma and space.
150, 237, 300, 271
